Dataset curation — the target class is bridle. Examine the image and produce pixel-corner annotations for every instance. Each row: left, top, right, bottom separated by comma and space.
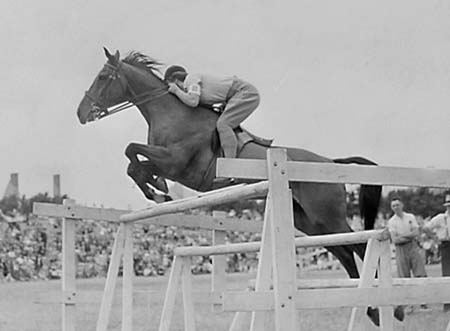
84, 62, 169, 120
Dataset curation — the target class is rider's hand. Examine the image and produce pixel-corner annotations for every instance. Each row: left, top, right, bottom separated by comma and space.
168, 83, 179, 94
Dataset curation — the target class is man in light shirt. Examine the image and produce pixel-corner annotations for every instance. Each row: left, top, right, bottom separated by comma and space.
424, 193, 450, 311
387, 196, 429, 312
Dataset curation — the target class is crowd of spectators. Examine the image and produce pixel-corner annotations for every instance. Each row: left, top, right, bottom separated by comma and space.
0, 207, 443, 282
0, 209, 266, 281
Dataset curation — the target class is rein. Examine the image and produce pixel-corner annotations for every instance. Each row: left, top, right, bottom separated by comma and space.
85, 62, 169, 120
99, 89, 169, 119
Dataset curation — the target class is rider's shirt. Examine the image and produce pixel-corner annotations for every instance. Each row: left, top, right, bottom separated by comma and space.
184, 74, 234, 106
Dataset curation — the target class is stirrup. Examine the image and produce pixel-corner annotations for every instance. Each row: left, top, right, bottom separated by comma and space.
212, 177, 235, 186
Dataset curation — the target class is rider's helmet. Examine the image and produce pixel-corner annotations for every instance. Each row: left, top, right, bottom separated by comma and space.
164, 65, 187, 82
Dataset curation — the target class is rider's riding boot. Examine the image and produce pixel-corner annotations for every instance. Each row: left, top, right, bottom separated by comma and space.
214, 123, 237, 186
217, 123, 237, 159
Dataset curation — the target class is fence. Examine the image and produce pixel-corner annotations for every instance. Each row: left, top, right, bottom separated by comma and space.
34, 147, 450, 331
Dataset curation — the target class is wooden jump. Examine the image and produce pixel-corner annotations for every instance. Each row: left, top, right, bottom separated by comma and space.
157, 148, 450, 331
33, 199, 271, 331
33, 147, 450, 331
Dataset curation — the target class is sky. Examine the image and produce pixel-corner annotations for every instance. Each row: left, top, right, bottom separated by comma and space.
1, 0, 450, 209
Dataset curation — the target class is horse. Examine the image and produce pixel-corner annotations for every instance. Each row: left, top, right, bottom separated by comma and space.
77, 48, 403, 325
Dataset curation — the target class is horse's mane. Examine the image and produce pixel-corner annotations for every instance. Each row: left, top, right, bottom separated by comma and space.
122, 51, 164, 80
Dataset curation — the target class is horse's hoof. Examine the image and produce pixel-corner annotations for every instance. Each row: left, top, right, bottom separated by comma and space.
143, 188, 156, 201
153, 193, 172, 203
366, 307, 380, 327
394, 305, 405, 321
155, 176, 169, 193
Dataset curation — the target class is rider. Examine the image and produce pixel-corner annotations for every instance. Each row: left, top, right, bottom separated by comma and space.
164, 65, 260, 158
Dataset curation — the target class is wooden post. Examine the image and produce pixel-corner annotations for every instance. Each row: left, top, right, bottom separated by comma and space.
181, 257, 196, 331
62, 199, 77, 331
378, 239, 394, 331
212, 211, 227, 312
122, 223, 134, 331
347, 238, 382, 331
159, 255, 184, 331
96, 223, 126, 331
267, 149, 297, 331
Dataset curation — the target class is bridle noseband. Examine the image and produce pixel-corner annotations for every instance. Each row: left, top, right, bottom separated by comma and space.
84, 62, 169, 120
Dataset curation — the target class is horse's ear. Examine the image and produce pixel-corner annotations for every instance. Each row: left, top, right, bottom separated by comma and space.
104, 47, 120, 65
104, 47, 113, 60
114, 50, 120, 62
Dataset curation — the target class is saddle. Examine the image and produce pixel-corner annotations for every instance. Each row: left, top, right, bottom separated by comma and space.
204, 103, 273, 152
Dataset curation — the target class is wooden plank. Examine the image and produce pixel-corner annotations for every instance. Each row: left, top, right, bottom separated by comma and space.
62, 200, 77, 331
267, 149, 297, 331
181, 257, 196, 331
159, 255, 183, 331
217, 158, 450, 188
174, 229, 388, 257
33, 202, 128, 221
251, 200, 274, 331
122, 223, 134, 331
33, 202, 268, 233
250, 277, 450, 289
120, 181, 269, 223
96, 224, 126, 331
222, 284, 450, 310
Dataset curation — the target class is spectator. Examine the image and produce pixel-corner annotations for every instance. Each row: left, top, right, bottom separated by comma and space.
424, 193, 450, 311
387, 196, 430, 313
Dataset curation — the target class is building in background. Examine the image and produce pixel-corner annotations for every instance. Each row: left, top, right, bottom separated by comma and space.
3, 173, 19, 199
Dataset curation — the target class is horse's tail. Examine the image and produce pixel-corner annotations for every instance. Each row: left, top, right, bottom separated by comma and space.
333, 157, 382, 230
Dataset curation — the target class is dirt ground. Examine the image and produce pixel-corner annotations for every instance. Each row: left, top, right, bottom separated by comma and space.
1, 265, 449, 331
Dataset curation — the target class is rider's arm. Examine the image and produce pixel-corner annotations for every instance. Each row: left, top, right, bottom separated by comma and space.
170, 84, 200, 107
168, 73, 201, 107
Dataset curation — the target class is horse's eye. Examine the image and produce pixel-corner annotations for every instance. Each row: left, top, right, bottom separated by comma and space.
98, 74, 108, 81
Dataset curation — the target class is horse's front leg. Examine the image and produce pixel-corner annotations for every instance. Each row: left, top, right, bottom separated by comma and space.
125, 142, 178, 201
126, 162, 171, 202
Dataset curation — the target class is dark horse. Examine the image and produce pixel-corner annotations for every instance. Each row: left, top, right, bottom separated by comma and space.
77, 48, 402, 326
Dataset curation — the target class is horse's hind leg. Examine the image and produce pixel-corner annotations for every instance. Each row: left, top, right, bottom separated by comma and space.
290, 182, 383, 327
349, 244, 405, 322
325, 245, 360, 278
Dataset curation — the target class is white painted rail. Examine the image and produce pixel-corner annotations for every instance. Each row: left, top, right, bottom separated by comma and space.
217, 158, 450, 188
174, 229, 388, 257
119, 181, 269, 223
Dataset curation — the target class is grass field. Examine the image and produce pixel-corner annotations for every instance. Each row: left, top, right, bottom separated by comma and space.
1, 264, 449, 331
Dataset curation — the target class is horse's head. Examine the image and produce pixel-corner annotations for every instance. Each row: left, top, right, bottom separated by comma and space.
77, 48, 129, 124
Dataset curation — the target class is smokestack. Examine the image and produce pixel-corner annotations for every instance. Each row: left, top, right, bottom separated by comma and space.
53, 174, 61, 198
3, 173, 19, 198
